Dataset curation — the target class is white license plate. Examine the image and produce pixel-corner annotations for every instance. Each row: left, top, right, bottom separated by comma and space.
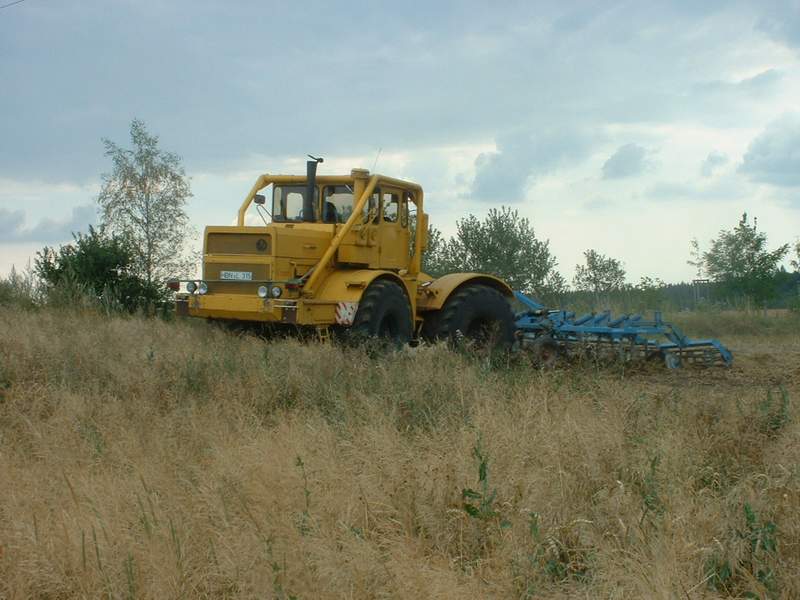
220, 270, 253, 281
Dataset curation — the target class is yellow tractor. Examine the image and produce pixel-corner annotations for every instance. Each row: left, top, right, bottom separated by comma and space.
173, 157, 515, 346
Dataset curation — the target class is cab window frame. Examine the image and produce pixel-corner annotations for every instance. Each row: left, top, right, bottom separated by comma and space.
381, 190, 401, 224
272, 184, 319, 222
321, 184, 355, 224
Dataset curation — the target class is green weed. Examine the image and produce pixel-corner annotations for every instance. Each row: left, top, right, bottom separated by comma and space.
462, 436, 506, 524
181, 354, 210, 396
0, 361, 11, 401
77, 418, 106, 457
757, 386, 790, 436
512, 512, 592, 597
637, 454, 664, 525
707, 503, 779, 598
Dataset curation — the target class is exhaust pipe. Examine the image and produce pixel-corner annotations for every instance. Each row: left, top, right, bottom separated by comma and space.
305, 155, 323, 222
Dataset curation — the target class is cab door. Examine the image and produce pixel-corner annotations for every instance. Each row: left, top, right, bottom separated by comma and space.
376, 188, 410, 270
337, 188, 381, 267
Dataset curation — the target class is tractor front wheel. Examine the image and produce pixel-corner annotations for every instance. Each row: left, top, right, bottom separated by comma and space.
350, 279, 412, 346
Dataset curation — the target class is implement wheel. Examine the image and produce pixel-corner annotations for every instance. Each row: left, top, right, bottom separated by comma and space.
350, 279, 412, 346
425, 284, 515, 350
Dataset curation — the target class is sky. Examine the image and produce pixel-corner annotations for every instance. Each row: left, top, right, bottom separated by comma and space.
2, 0, 799, 283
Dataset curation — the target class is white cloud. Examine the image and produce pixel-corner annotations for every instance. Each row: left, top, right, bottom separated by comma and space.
470, 128, 596, 202
0, 209, 25, 238
700, 151, 729, 177
758, 6, 800, 50
601, 144, 649, 179
739, 113, 800, 187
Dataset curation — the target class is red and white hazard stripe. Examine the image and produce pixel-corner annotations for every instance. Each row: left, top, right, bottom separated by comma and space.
335, 302, 358, 325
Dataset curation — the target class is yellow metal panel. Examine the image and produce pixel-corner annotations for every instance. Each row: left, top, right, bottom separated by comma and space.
187, 293, 326, 325
207, 231, 272, 254
314, 269, 413, 305
272, 226, 331, 260
303, 302, 337, 325
416, 273, 513, 312
187, 293, 280, 321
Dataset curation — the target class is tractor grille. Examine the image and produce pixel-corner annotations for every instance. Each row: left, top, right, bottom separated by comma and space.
207, 233, 271, 255
204, 263, 271, 295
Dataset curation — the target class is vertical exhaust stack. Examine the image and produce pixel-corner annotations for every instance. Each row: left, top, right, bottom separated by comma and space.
305, 155, 324, 222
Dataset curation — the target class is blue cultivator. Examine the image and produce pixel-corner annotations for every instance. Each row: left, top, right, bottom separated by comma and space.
513, 292, 733, 369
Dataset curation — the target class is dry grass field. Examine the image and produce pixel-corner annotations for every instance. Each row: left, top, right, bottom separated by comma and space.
1, 306, 798, 599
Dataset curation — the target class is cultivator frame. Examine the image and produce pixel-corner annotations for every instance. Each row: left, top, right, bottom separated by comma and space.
513, 292, 733, 369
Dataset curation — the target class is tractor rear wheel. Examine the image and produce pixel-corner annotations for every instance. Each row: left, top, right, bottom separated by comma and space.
350, 279, 412, 346
425, 284, 515, 350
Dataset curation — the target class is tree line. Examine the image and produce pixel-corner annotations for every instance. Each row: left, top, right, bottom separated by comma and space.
424, 209, 798, 311
4, 119, 799, 314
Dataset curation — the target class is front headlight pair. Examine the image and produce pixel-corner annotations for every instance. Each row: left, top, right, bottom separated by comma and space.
186, 281, 208, 295
257, 285, 282, 299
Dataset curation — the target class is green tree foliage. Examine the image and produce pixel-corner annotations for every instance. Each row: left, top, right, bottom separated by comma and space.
792, 240, 800, 272
687, 238, 704, 279
419, 225, 448, 277
98, 119, 194, 286
35, 226, 161, 311
702, 213, 789, 305
633, 276, 667, 311
572, 249, 626, 295
0, 267, 39, 309
426, 207, 562, 294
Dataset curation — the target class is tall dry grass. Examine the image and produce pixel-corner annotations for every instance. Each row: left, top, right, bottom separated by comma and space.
0, 306, 798, 598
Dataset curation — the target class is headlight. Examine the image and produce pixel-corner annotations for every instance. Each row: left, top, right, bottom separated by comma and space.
257, 285, 268, 298
186, 281, 197, 294
271, 286, 282, 298
198, 281, 208, 295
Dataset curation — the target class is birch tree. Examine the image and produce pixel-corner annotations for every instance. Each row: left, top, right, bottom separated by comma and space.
97, 119, 193, 285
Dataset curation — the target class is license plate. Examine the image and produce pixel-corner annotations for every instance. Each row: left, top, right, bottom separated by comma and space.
220, 270, 253, 281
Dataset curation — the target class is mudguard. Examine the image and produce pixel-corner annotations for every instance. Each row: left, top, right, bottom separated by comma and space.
312, 269, 411, 305
416, 273, 513, 312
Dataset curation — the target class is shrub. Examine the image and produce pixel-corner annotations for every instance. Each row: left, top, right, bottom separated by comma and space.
35, 226, 164, 312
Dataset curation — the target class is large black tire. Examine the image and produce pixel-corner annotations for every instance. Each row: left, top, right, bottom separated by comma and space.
424, 284, 515, 349
350, 279, 412, 346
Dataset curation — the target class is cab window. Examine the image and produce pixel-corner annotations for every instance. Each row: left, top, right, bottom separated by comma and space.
322, 185, 354, 223
382, 192, 400, 223
272, 185, 318, 222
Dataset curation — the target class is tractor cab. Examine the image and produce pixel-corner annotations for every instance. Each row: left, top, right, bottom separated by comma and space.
267, 176, 412, 271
